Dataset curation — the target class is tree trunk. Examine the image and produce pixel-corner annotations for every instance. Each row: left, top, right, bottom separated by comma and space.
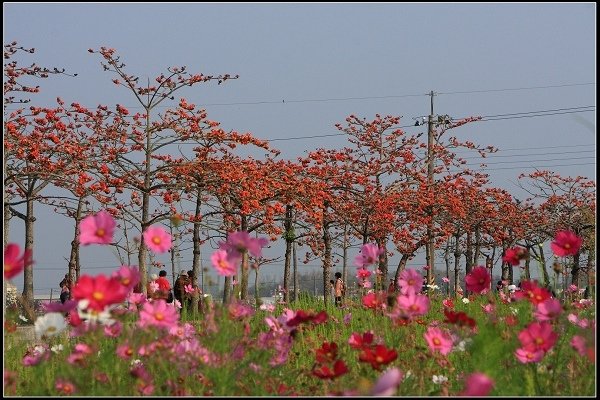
3, 201, 10, 248
283, 204, 293, 303
376, 237, 388, 290
191, 189, 202, 313
393, 253, 410, 285
68, 197, 84, 284
223, 276, 231, 304
571, 252, 581, 288
453, 233, 461, 297
537, 244, 550, 287
293, 241, 299, 302
444, 241, 451, 296
239, 215, 249, 300
322, 216, 332, 307
22, 196, 35, 305
465, 231, 473, 276
473, 225, 481, 266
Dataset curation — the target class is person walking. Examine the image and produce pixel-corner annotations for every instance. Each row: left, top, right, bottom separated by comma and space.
334, 272, 345, 307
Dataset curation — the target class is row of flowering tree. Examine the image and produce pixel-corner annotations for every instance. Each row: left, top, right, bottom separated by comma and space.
4, 43, 596, 309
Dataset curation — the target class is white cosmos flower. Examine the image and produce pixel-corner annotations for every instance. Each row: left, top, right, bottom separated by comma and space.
432, 375, 448, 384
51, 344, 64, 353
462, 298, 470, 304
19, 314, 28, 322
34, 313, 67, 339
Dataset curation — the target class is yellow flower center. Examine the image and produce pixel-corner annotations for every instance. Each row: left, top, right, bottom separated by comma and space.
218, 259, 228, 269
410, 304, 419, 311
47, 326, 57, 333
376, 356, 384, 363
93, 291, 104, 301
152, 236, 161, 245
564, 243, 571, 249
535, 337, 544, 345
433, 338, 441, 346
154, 312, 164, 321
96, 228, 105, 237
122, 278, 130, 285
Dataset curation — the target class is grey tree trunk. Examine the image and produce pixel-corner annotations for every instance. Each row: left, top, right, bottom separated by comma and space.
283, 204, 293, 303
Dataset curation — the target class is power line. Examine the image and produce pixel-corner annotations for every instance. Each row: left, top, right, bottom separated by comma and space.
437, 82, 595, 96
458, 150, 595, 160
464, 156, 595, 166
450, 162, 595, 173
5, 82, 594, 111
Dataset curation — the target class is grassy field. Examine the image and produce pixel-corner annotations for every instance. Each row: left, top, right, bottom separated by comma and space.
4, 291, 595, 396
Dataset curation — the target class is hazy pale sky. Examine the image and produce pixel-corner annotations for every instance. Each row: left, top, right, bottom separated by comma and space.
4, 3, 596, 296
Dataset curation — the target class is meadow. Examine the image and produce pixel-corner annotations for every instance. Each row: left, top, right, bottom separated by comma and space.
4, 287, 595, 396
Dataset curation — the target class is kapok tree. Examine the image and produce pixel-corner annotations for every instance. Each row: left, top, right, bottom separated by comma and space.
518, 170, 596, 287
87, 46, 238, 295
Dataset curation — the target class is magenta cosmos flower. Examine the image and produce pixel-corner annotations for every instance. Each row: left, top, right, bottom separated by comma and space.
460, 372, 494, 396
551, 230, 583, 257
533, 298, 562, 322
354, 243, 383, 268
111, 265, 141, 294
517, 321, 558, 353
398, 268, 423, 295
143, 225, 172, 253
4, 243, 32, 280
465, 266, 491, 294
423, 326, 453, 355
138, 299, 179, 330
79, 210, 116, 245
515, 347, 545, 364
219, 231, 269, 262
211, 249, 237, 276
502, 246, 527, 266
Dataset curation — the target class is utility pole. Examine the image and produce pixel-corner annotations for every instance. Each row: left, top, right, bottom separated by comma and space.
426, 90, 435, 290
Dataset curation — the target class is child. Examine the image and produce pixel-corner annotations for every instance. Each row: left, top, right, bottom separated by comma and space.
334, 272, 345, 307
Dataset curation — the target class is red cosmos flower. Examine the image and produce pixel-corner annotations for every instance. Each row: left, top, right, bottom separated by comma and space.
358, 345, 398, 370
315, 342, 339, 364
551, 230, 583, 257
71, 274, 128, 312
444, 309, 476, 329
286, 310, 328, 327
503, 246, 528, 266
312, 359, 348, 380
348, 331, 375, 350
4, 243, 33, 280
465, 266, 491, 294
362, 292, 386, 309
514, 280, 551, 305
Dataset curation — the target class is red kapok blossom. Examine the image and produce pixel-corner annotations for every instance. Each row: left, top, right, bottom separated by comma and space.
465, 266, 491, 294
551, 230, 583, 257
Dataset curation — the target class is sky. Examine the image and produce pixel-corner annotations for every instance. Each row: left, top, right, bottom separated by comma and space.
3, 3, 596, 297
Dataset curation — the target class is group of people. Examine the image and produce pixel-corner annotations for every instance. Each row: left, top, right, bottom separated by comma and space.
146, 269, 201, 312
59, 274, 72, 304
328, 272, 346, 307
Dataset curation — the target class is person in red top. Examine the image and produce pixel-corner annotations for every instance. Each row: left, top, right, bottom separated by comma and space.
155, 270, 172, 302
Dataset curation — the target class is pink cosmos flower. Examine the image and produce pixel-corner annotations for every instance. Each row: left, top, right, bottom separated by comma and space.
143, 225, 172, 253
517, 321, 558, 353
148, 281, 159, 293
104, 320, 123, 337
55, 379, 77, 395
184, 284, 195, 294
398, 268, 423, 295
22, 344, 50, 366
424, 326, 453, 355
482, 304, 495, 314
515, 347, 545, 363
442, 276, 450, 283
551, 230, 583, 257
4, 243, 33, 279
116, 343, 135, 360
370, 367, 403, 396
71, 274, 128, 312
111, 265, 141, 295
219, 231, 269, 262
460, 372, 494, 396
396, 291, 430, 319
465, 266, 491, 294
356, 268, 372, 279
533, 298, 562, 322
354, 243, 383, 268
210, 249, 237, 276
79, 210, 116, 245
138, 299, 179, 330
570, 335, 587, 357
